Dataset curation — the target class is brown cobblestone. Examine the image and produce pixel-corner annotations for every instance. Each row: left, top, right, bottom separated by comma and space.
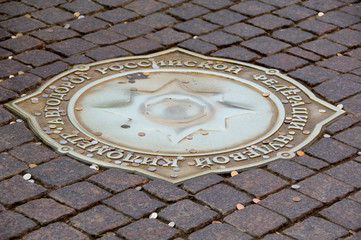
247, 14, 293, 31
298, 19, 337, 35
31, 7, 75, 24
68, 16, 109, 34
272, 28, 315, 45
23, 0, 66, 9
294, 155, 329, 170
61, 0, 103, 14
230, 1, 275, 17
0, 29, 11, 40
47, 38, 96, 56
257, 53, 308, 72
143, 180, 188, 202
314, 78, 361, 103
182, 174, 223, 194
286, 47, 321, 62
0, 86, 18, 103
211, 46, 259, 61
242, 36, 290, 55
63, 55, 93, 65
0, 59, 29, 79
0, 16, 46, 34
334, 126, 361, 149
224, 22, 265, 39
85, 46, 129, 60
262, 233, 294, 240
117, 37, 162, 54
199, 31, 242, 47
301, 39, 347, 58
136, 13, 176, 29
194, 0, 232, 10
0, 2, 36, 17
349, 190, 361, 203
15, 198, 75, 225
98, 232, 122, 240
167, 3, 209, 20
203, 10, 247, 26
0, 122, 34, 152
31, 26, 80, 43
0, 210, 36, 240
326, 115, 359, 135
289, 65, 339, 86
95, 8, 138, 24
317, 11, 360, 28
325, 161, 361, 187
341, 93, 361, 117
9, 142, 58, 164
110, 22, 153, 38
0, 152, 28, 180
302, 0, 344, 12
327, 29, 361, 47
125, 0, 167, 16
0, 73, 41, 93
267, 160, 315, 181
30, 61, 68, 79
14, 50, 61, 67
146, 28, 191, 46
0, 105, 14, 126
188, 223, 253, 240
174, 18, 219, 35
178, 39, 217, 54
274, 4, 316, 21
83, 30, 127, 45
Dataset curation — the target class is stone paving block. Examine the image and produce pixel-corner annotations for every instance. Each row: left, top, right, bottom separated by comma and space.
262, 233, 294, 240
257, 53, 308, 72
0, 35, 43, 54
117, 37, 162, 54
305, 138, 357, 163
0, 47, 11, 59
2, 71, 41, 91
289, 65, 339, 86
195, 183, 251, 214
14, 50, 61, 67
0, 59, 29, 79
0, 122, 34, 152
211, 46, 259, 61
159, 199, 218, 233
0, 210, 36, 240
188, 223, 252, 240
318, 11, 360, 28
0, 29, 11, 40
118, 219, 179, 240
326, 115, 359, 134
340, 2, 361, 15
334, 126, 361, 149
297, 173, 354, 203
320, 199, 361, 230
182, 174, 223, 194
27, 156, 95, 187
70, 205, 130, 235
273, 28, 315, 45
341, 93, 361, 117
89, 169, 148, 193
260, 189, 322, 221
333, 73, 361, 84
325, 161, 361, 187
349, 190, 361, 203
230, 0, 275, 16
22, 222, 89, 240
194, 0, 232, 10
283, 216, 348, 240
63, 55, 93, 65
61, 0, 103, 14
110, 22, 153, 38
136, 13, 176, 29
224, 22, 265, 40
0, 106, 14, 126
68, 16, 108, 34
167, 3, 209, 20
98, 232, 122, 240
315, 78, 361, 102
95, 8, 138, 24
0, 16, 46, 33
227, 169, 288, 197
15, 198, 75, 225
49, 181, 111, 210
241, 36, 290, 55
125, 0, 167, 16
286, 47, 321, 62
298, 19, 337, 35
0, 152, 28, 180
294, 155, 329, 170
203, 9, 247, 26
104, 189, 164, 219
95, 0, 132, 7
85, 46, 129, 60
267, 160, 315, 181
274, 5, 316, 21
31, 26, 79, 43
31, 7, 75, 24
0, 175, 47, 206
0, 86, 18, 102
327, 29, 361, 48
260, 0, 301, 7
146, 28, 191, 46
347, 49, 361, 61
9, 142, 58, 164
23, 0, 66, 9
301, 39, 347, 58
175, 18, 219, 35
178, 39, 217, 55
30, 61, 68, 79
199, 31, 242, 47
248, 14, 293, 31
143, 180, 188, 202
351, 22, 361, 31
83, 30, 127, 45
225, 204, 287, 237
302, 0, 344, 11
47, 38, 96, 56
0, 2, 36, 17
158, 0, 186, 6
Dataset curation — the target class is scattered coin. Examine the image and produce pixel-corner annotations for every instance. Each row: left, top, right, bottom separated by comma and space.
262, 92, 270, 97
292, 197, 301, 202
135, 186, 142, 191
74, 12, 81, 17
200, 130, 208, 135
86, 154, 94, 158
59, 140, 67, 145
29, 164, 37, 168
231, 171, 238, 177
337, 104, 343, 109
149, 212, 158, 219
94, 132, 102, 136
168, 222, 175, 227
148, 167, 156, 172
323, 134, 331, 138
170, 174, 178, 178
23, 173, 31, 180
187, 161, 195, 166
186, 136, 193, 140
318, 12, 324, 16
27, 179, 35, 183
252, 198, 260, 204
318, 109, 326, 113
138, 132, 146, 136
236, 204, 244, 210
212, 221, 221, 224
291, 184, 300, 189
114, 160, 122, 164
296, 150, 305, 156
89, 164, 99, 170
302, 130, 310, 135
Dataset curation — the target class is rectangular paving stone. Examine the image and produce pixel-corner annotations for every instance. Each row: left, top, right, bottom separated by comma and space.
22, 222, 88, 240
211, 46, 259, 62
297, 173, 354, 203
224, 23, 265, 39
63, 55, 93, 65
242, 36, 290, 55
320, 199, 361, 230
89, 169, 148, 193
0, 16, 46, 33
230, 0, 275, 16
341, 93, 361, 117
95, 8, 138, 24
349, 190, 361, 203
31, 26, 79, 43
317, 11, 360, 28
104, 189, 164, 219
146, 28, 191, 46
326, 115, 359, 134
0, 73, 42, 93
0, 122, 34, 152
117, 37, 162, 54
31, 7, 75, 24
227, 169, 288, 197
193, 0, 232, 10
0, 29, 11, 40
68, 16, 108, 34
182, 174, 223, 194
70, 205, 130, 235
167, 3, 209, 20
174, 18, 219, 35
0, 210, 36, 240
0, 59, 29, 79
225, 205, 287, 237
272, 28, 315, 45
85, 46, 129, 60
259, 189, 322, 221
159, 200, 218, 233
289, 65, 339, 86
286, 47, 321, 62
110, 22, 154, 38
49, 181, 111, 210
0, 105, 14, 126
143, 180, 188, 202
334, 126, 361, 149
314, 78, 361, 102
199, 31, 242, 47
301, 39, 347, 58
302, 0, 344, 12
195, 183, 250, 215
294, 155, 329, 170
30, 61, 68, 79
94, 0, 132, 7
267, 160, 315, 181
0, 152, 28, 180
14, 49, 61, 67
283, 216, 348, 240
124, 0, 167, 16
27, 156, 95, 187
23, 0, 66, 9
0, 2, 36, 17
247, 14, 293, 31
47, 38, 96, 56
0, 87, 18, 102
298, 19, 337, 35
203, 9, 247, 26
305, 138, 357, 163
15, 198, 75, 225
136, 13, 176, 29
0, 175, 47, 206
274, 4, 317, 21
188, 223, 253, 240
9, 142, 58, 164
325, 161, 361, 187
118, 219, 180, 240
327, 29, 361, 47
262, 233, 294, 240
256, 53, 308, 72
61, 0, 104, 14
178, 39, 217, 55
83, 30, 127, 45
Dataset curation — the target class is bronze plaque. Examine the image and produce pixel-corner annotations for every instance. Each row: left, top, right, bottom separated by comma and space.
6, 48, 344, 183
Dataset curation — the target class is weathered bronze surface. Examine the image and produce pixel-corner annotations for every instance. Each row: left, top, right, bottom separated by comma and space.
6, 48, 344, 183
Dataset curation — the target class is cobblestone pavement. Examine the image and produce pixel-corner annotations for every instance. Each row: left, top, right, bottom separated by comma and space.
0, 0, 360, 239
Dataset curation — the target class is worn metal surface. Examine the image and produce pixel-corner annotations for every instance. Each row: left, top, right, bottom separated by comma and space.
6, 48, 344, 183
